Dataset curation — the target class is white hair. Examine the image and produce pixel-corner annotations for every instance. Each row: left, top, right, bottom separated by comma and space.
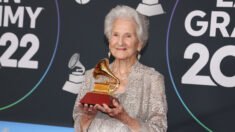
104, 5, 149, 48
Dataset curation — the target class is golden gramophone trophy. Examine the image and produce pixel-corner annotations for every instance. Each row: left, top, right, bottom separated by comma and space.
80, 58, 120, 107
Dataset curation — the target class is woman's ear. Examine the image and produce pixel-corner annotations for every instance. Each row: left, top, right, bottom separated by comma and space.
137, 42, 144, 51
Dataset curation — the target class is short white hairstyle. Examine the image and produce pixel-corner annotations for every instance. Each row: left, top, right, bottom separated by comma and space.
104, 5, 149, 48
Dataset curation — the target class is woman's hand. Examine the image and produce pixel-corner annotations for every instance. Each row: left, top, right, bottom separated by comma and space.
79, 103, 97, 120
96, 99, 124, 119
79, 103, 98, 132
96, 99, 139, 132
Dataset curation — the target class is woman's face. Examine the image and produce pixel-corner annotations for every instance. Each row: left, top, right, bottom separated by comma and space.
109, 18, 142, 60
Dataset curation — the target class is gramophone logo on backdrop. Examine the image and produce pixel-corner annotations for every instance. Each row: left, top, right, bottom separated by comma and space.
136, 0, 164, 16
62, 53, 85, 94
75, 0, 164, 17
75, 0, 90, 5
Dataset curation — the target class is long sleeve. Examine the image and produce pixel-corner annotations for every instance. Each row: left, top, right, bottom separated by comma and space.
73, 70, 93, 132
72, 61, 168, 132
137, 73, 168, 132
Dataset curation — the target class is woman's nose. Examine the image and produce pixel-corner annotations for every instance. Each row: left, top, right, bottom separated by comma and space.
118, 36, 124, 46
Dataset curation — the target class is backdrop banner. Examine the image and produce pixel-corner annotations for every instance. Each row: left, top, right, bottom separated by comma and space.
0, 0, 234, 132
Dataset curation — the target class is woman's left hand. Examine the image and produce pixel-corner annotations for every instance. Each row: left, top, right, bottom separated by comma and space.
96, 99, 125, 120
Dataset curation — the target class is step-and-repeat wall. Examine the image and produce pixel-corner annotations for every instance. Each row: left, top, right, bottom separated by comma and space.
0, 0, 234, 132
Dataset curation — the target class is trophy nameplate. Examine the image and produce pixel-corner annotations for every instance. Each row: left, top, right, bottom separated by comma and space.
80, 58, 120, 107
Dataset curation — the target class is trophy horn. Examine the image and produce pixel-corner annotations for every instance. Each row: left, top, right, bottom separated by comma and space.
80, 58, 120, 107
93, 58, 120, 92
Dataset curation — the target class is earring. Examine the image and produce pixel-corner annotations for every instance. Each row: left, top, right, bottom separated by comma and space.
137, 51, 141, 60
108, 51, 111, 58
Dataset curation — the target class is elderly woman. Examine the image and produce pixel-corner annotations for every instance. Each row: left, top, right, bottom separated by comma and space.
73, 5, 167, 132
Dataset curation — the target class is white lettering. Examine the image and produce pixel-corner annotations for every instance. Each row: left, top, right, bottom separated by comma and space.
0, 6, 43, 28
210, 11, 230, 37
3, 6, 24, 28
231, 27, 235, 37
0, 0, 21, 3
216, 0, 233, 7
25, 7, 43, 28
210, 45, 235, 87
185, 10, 208, 37
0, 6, 2, 26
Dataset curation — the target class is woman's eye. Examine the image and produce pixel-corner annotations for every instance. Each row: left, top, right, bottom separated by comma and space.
127, 35, 131, 38
113, 33, 118, 37
125, 33, 132, 38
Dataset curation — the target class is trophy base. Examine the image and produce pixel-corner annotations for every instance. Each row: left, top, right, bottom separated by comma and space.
80, 92, 115, 108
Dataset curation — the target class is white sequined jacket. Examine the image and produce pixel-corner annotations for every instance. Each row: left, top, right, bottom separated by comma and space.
73, 61, 168, 132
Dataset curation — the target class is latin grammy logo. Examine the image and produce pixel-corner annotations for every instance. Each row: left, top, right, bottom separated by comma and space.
62, 53, 85, 94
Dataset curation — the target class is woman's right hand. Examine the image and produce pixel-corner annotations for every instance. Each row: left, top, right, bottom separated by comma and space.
79, 103, 98, 132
